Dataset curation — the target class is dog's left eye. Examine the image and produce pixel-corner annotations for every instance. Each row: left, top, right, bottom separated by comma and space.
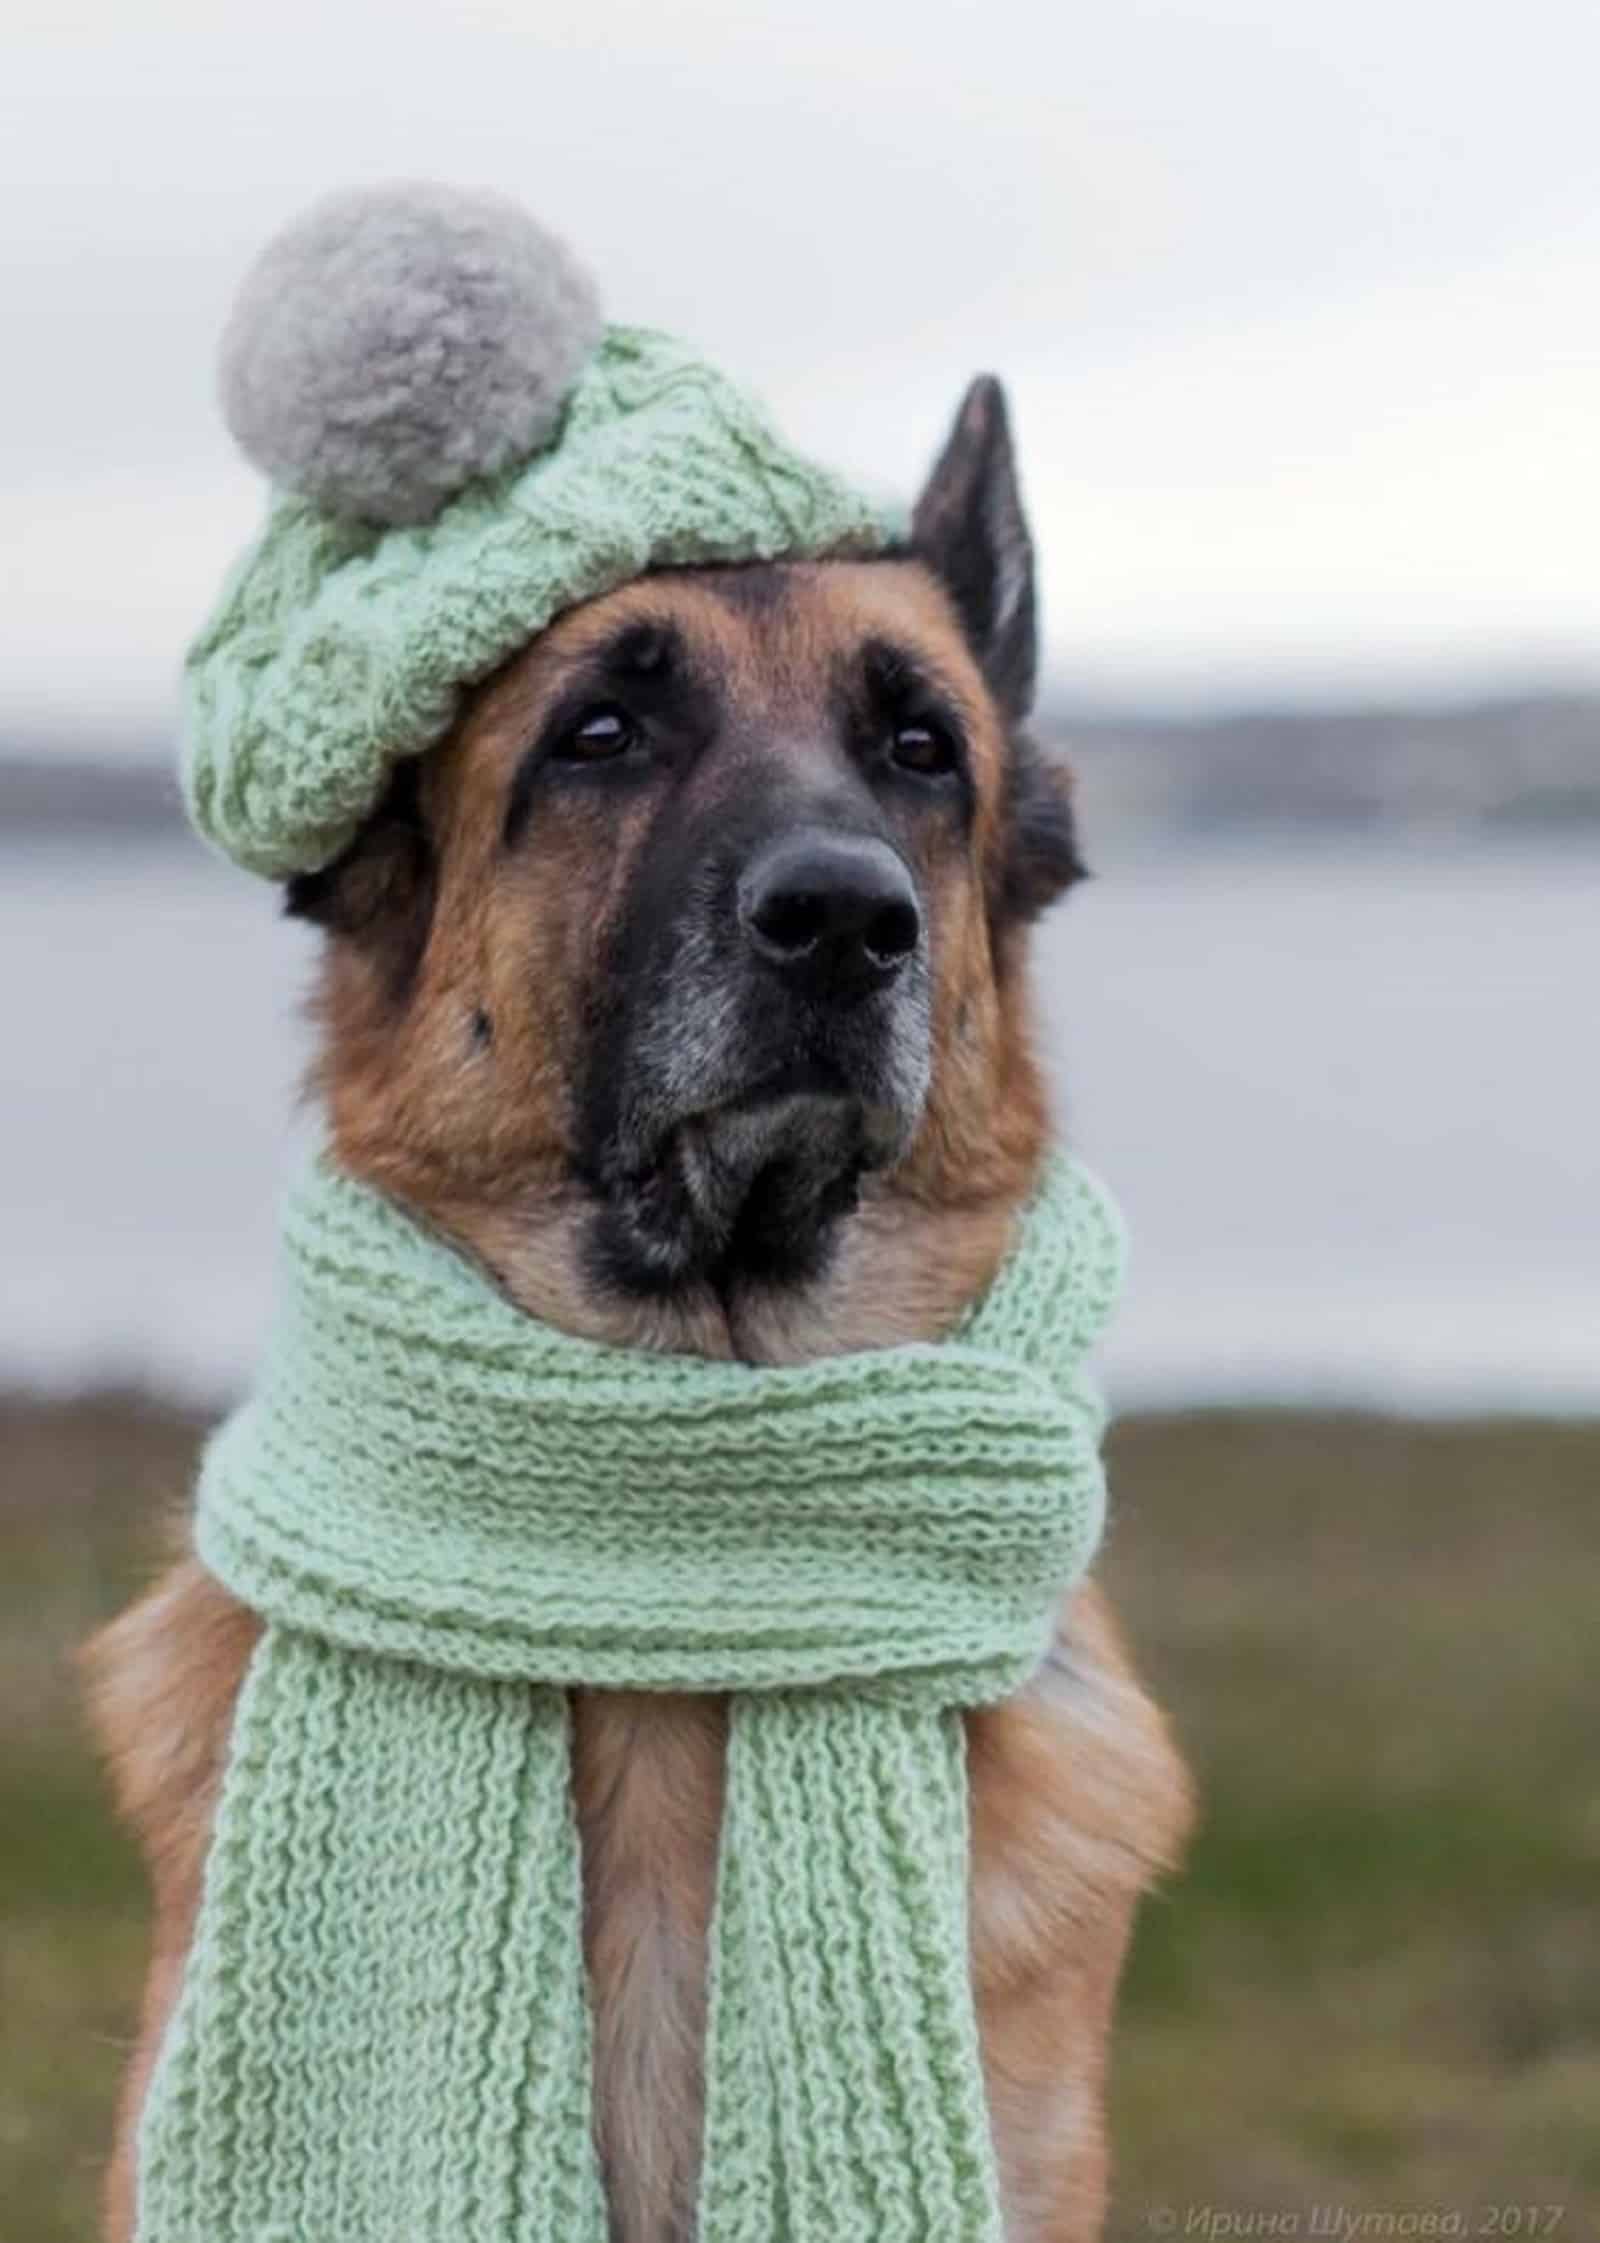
554, 705, 636, 761
889, 721, 957, 777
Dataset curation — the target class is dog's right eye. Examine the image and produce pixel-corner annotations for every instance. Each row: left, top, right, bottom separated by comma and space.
552, 705, 636, 762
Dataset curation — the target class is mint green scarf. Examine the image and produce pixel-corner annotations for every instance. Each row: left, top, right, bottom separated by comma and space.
136, 1150, 1124, 2242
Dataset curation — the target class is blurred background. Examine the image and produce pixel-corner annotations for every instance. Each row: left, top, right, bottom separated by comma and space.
3, 3, 1596, 2237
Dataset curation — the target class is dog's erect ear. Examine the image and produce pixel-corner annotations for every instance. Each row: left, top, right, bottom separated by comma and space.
283, 759, 437, 1004
915, 380, 1082, 918
912, 375, 1036, 722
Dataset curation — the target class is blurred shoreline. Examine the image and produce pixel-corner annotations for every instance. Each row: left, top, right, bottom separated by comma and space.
7, 687, 1600, 842
8, 1381, 1599, 1449
6, 818, 1597, 1415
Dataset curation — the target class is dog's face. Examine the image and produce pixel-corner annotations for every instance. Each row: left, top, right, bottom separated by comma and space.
290, 379, 1083, 1346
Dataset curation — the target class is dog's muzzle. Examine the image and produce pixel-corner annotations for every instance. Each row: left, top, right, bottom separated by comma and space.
580, 820, 932, 1296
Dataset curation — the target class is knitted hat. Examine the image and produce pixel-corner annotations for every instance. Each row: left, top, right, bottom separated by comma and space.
184, 183, 889, 880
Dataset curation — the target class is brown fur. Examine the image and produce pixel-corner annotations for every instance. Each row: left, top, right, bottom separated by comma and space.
85, 556, 1191, 2241
305, 563, 1051, 1356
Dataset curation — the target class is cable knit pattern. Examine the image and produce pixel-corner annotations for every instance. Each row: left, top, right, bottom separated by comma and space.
183, 324, 887, 879
136, 1149, 1125, 2242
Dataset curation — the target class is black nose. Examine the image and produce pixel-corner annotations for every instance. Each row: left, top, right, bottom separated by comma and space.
738, 831, 922, 999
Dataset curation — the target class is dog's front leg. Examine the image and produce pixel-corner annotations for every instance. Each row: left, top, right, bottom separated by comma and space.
81, 1557, 260, 2242
969, 1581, 1192, 2242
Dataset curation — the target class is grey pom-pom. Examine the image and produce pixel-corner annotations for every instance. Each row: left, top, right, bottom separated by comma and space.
220, 182, 602, 525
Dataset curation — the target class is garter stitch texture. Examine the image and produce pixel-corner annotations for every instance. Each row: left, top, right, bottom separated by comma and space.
136, 1148, 1126, 2243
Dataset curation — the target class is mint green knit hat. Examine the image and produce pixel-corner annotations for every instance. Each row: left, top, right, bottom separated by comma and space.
184, 183, 888, 880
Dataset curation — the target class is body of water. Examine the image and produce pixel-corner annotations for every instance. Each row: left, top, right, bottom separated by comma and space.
5, 832, 1595, 1411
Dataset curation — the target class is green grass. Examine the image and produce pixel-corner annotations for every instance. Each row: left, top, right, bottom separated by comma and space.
1, 1399, 196, 2243
1100, 1412, 1600, 2236
2, 1398, 1596, 2238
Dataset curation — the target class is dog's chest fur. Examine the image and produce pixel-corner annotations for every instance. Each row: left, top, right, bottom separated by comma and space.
85, 1548, 1187, 2243
566, 1605, 1183, 2243
572, 1691, 727, 2240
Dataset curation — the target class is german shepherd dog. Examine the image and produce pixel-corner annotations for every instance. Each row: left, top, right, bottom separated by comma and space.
85, 378, 1191, 2242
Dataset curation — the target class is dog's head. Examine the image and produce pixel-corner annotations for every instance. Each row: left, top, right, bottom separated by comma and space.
289, 379, 1083, 1356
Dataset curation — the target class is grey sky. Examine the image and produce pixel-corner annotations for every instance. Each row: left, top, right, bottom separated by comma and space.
4, 0, 1598, 736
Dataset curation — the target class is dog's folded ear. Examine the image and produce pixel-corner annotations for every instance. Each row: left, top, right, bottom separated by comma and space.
283, 760, 438, 1004
912, 375, 1037, 723
996, 734, 1086, 921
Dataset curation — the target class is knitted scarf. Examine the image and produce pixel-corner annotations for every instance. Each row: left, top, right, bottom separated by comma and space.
135, 1149, 1124, 2243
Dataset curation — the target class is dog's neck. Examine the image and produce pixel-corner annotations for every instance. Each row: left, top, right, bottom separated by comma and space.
402, 1172, 1021, 1367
